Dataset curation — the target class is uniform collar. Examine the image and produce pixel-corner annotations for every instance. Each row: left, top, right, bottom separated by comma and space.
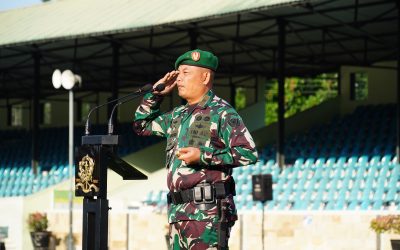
185, 89, 214, 110
198, 90, 214, 108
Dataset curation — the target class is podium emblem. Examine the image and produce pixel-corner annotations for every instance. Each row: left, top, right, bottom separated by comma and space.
76, 154, 99, 193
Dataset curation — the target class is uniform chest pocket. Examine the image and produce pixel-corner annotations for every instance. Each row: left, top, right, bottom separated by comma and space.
165, 117, 181, 168
188, 115, 211, 147
166, 117, 182, 149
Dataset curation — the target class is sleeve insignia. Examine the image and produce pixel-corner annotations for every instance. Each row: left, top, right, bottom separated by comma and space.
228, 117, 241, 127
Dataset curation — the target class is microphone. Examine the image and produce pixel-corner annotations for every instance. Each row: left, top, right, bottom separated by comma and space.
107, 83, 165, 135
85, 84, 155, 135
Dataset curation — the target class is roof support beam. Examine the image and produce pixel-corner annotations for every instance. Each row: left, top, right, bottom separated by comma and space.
232, 45, 394, 69
1, 16, 396, 72
301, 2, 394, 49
325, 31, 362, 64
287, 22, 315, 58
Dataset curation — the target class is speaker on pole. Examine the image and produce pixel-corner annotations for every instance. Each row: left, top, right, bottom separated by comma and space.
252, 174, 273, 202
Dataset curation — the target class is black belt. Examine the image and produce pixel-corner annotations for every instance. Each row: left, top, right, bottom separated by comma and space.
167, 181, 236, 206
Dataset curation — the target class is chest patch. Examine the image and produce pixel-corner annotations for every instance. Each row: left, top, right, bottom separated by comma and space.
188, 114, 211, 147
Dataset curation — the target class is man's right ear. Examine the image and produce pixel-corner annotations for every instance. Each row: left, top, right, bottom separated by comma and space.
202, 71, 211, 86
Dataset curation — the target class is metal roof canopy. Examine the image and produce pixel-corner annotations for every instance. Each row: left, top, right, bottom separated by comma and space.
0, 0, 398, 101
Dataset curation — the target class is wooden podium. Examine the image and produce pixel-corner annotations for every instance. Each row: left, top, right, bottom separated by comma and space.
75, 135, 147, 250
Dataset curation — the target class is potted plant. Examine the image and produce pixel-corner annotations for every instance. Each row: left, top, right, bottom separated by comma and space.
370, 215, 400, 250
27, 212, 51, 249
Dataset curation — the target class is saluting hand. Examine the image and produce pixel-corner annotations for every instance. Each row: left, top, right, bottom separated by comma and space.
153, 70, 179, 96
176, 147, 201, 165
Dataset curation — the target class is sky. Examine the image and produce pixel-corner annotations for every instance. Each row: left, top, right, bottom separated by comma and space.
0, 0, 43, 12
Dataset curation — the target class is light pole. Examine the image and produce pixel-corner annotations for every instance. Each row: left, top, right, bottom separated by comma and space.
52, 69, 81, 250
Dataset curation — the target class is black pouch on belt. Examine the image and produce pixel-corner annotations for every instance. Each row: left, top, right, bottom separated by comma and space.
217, 199, 228, 249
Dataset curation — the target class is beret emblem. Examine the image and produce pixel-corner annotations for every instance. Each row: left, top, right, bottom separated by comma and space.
191, 51, 201, 61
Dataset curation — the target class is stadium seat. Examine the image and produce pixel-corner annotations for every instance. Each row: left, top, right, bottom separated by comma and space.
3, 104, 398, 213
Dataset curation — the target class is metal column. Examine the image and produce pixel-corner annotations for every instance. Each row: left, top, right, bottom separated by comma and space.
67, 90, 74, 250
397, 2, 400, 164
31, 51, 40, 174
189, 26, 198, 50
109, 41, 120, 126
230, 15, 241, 109
277, 19, 286, 169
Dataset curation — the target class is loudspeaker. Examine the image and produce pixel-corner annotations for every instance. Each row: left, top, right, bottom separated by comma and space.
252, 174, 273, 202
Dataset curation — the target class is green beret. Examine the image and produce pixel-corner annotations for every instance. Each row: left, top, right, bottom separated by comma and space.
175, 49, 218, 71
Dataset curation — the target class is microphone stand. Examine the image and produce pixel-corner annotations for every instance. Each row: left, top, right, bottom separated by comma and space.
85, 84, 153, 135
107, 83, 165, 135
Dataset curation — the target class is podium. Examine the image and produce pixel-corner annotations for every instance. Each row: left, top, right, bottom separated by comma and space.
75, 135, 147, 250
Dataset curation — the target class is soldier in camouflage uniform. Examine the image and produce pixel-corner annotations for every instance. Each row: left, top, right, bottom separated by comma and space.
134, 49, 258, 250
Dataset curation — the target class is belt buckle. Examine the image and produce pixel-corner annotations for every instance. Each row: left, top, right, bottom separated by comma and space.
193, 186, 203, 204
193, 183, 215, 204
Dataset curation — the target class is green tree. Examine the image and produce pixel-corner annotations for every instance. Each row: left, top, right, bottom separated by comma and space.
265, 73, 338, 125
235, 87, 246, 111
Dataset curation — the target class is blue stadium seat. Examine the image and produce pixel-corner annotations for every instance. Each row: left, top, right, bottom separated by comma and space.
311, 198, 323, 210
360, 200, 371, 210
2, 104, 398, 209
294, 158, 304, 167
381, 155, 392, 165
372, 200, 383, 210
336, 157, 347, 167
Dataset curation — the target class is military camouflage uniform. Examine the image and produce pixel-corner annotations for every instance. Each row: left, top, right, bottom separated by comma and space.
134, 90, 258, 249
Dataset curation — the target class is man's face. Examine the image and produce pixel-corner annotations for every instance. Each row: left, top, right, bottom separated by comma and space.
176, 65, 208, 103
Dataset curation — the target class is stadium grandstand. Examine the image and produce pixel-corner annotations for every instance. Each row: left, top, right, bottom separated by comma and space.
0, 0, 399, 249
